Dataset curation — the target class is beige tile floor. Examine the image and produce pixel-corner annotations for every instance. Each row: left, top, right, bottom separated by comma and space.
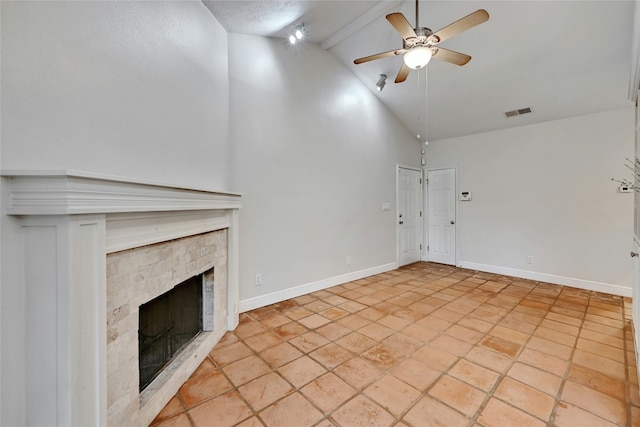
150, 262, 640, 427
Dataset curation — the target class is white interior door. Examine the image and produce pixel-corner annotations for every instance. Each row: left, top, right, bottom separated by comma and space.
428, 168, 456, 265
398, 166, 423, 266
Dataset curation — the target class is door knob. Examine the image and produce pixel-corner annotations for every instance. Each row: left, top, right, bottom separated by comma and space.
631, 251, 639, 258
399, 221, 404, 225
450, 220, 455, 225
399, 214, 403, 218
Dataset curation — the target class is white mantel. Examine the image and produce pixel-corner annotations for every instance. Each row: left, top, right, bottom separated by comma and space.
1, 170, 242, 426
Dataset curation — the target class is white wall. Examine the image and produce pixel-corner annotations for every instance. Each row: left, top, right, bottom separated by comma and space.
228, 34, 420, 307
0, 2, 230, 424
1, 0, 230, 189
426, 107, 635, 294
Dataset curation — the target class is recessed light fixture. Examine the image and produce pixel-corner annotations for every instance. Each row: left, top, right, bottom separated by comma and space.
289, 23, 306, 45
376, 74, 387, 92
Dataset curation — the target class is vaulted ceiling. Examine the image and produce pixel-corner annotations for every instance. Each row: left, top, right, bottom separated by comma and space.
203, 0, 635, 141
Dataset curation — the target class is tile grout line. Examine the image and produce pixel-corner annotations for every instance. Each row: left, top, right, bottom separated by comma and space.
543, 285, 588, 427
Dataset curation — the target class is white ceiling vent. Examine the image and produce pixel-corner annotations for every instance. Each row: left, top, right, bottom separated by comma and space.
504, 107, 533, 118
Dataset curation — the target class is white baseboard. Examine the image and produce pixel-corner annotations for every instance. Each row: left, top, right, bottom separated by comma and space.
239, 262, 399, 313
459, 261, 632, 297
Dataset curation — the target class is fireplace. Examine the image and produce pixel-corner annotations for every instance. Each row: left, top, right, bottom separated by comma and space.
138, 270, 207, 391
1, 171, 241, 426
107, 226, 230, 425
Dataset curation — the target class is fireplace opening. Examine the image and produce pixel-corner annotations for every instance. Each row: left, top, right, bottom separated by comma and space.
138, 273, 204, 391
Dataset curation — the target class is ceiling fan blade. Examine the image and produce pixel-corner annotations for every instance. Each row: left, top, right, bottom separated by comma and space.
386, 13, 418, 40
354, 48, 406, 65
395, 63, 411, 83
430, 9, 489, 45
432, 47, 472, 66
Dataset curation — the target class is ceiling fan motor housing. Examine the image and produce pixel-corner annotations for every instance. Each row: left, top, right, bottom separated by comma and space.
403, 27, 436, 50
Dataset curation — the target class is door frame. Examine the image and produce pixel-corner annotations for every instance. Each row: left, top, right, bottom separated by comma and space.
425, 166, 459, 266
396, 164, 424, 266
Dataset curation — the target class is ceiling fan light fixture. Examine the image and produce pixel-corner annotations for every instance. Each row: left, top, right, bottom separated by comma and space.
403, 46, 432, 69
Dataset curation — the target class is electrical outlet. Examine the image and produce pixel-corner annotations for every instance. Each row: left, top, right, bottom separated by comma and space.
527, 256, 533, 264
255, 274, 262, 286
346, 256, 352, 266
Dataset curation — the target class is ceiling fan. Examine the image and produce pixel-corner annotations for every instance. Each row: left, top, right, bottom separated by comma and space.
354, 0, 489, 83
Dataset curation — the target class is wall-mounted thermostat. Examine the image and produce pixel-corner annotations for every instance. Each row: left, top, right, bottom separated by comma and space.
460, 191, 472, 201
619, 185, 633, 193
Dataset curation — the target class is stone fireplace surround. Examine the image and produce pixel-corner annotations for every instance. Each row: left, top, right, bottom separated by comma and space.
2, 171, 241, 426
107, 228, 228, 426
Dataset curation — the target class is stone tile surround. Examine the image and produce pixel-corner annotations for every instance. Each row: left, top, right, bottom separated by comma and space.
107, 229, 229, 426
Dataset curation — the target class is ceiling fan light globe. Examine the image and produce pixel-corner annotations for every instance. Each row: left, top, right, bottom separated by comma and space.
403, 46, 432, 69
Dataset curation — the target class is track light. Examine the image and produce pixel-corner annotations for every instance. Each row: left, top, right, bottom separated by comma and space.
289, 23, 306, 44
376, 74, 387, 92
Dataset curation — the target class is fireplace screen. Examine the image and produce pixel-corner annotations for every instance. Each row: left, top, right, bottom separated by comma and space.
139, 274, 203, 391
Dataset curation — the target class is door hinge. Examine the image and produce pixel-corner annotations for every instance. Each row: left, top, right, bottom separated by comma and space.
420, 211, 422, 217
420, 178, 422, 184
427, 245, 429, 251
420, 244, 422, 250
